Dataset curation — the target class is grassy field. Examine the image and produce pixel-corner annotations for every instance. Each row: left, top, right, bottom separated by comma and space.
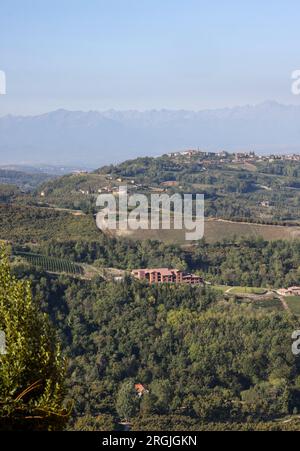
212, 285, 282, 312
211, 285, 232, 293
211, 285, 267, 294
285, 296, 300, 315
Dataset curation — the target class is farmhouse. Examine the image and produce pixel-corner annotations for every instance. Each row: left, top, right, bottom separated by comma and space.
131, 268, 204, 285
277, 286, 300, 297
134, 383, 149, 397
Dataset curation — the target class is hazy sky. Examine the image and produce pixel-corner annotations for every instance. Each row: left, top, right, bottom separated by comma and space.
1, 0, 300, 115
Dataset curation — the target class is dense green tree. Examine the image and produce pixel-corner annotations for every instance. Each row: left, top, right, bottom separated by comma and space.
150, 379, 173, 414
115, 380, 139, 422
71, 414, 116, 431
0, 248, 68, 430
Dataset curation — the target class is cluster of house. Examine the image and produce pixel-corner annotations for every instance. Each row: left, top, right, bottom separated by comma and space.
277, 286, 300, 297
167, 149, 300, 164
264, 154, 300, 162
235, 151, 300, 163
167, 149, 258, 166
74, 177, 141, 196
72, 170, 89, 175
233, 151, 256, 162
168, 149, 221, 159
131, 268, 204, 285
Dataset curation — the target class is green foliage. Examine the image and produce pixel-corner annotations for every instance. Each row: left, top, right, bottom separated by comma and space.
70, 414, 116, 431
116, 380, 139, 421
241, 380, 290, 419
149, 379, 173, 414
0, 205, 98, 244
191, 238, 300, 288
192, 388, 236, 422
0, 248, 68, 430
37, 238, 185, 270
131, 414, 300, 431
20, 268, 300, 428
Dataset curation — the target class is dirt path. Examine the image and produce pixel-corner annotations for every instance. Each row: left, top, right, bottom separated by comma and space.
207, 217, 299, 229
36, 203, 86, 216
279, 295, 291, 313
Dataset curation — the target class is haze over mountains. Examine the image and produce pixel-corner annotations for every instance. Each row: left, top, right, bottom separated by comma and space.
0, 101, 300, 167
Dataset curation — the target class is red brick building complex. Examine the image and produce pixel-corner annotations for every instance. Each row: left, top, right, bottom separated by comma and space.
131, 268, 204, 285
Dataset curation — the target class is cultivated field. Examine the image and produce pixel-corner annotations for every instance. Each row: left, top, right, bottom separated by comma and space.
15, 251, 84, 275
3, 203, 300, 247
116, 218, 300, 244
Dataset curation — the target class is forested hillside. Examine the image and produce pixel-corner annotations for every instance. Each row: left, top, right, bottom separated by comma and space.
11, 265, 300, 431
31, 237, 300, 288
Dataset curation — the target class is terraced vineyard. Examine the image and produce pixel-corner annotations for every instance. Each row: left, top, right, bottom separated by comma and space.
15, 252, 84, 275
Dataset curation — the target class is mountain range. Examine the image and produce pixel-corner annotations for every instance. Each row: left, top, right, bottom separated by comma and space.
0, 101, 300, 167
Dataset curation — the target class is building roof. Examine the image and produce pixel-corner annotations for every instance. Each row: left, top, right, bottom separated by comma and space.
135, 383, 147, 394
133, 268, 179, 276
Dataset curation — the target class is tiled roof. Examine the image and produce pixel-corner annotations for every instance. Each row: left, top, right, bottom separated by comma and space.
133, 268, 179, 276
135, 383, 146, 393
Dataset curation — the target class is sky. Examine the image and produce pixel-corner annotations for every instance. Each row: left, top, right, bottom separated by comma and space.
0, 0, 300, 115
